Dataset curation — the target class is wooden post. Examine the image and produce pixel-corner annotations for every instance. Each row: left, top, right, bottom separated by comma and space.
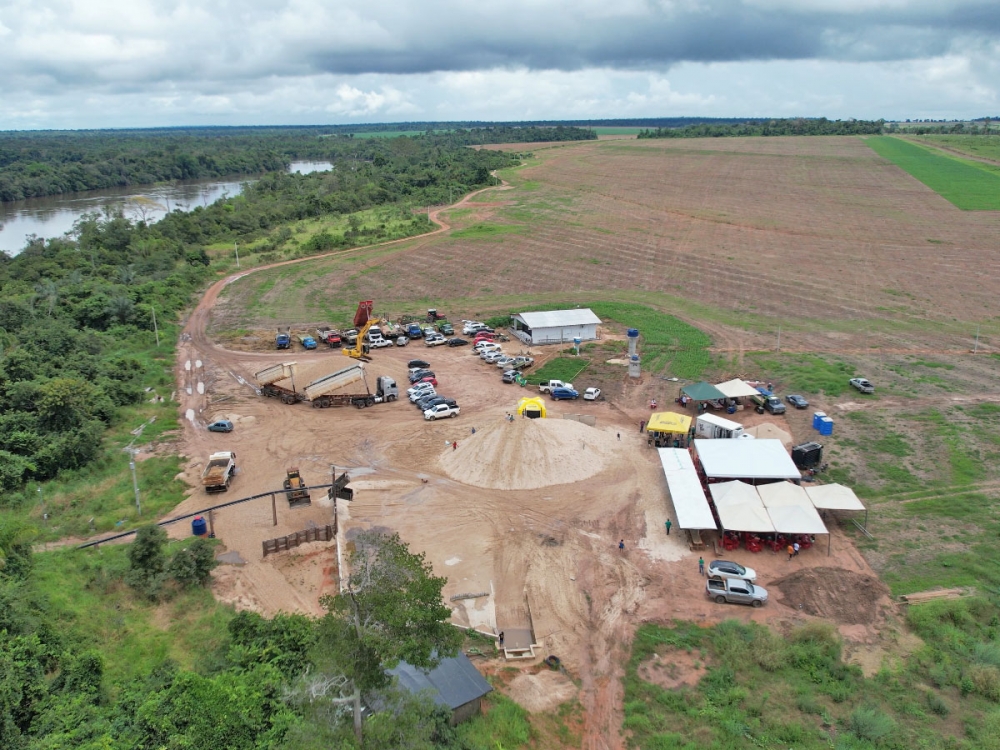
331, 465, 339, 534
208, 509, 215, 538
271, 493, 277, 526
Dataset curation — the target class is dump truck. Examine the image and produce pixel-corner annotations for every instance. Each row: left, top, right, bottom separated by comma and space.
297, 334, 318, 350
316, 327, 342, 348
255, 362, 304, 404
303, 363, 399, 408
283, 467, 311, 508
275, 327, 291, 349
202, 451, 236, 493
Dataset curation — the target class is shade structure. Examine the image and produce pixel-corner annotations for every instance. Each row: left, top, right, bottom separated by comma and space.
694, 439, 801, 481
647, 412, 692, 435
710, 481, 775, 533
714, 379, 761, 399
681, 381, 727, 401
757, 481, 828, 535
657, 448, 716, 530
745, 423, 793, 447
805, 484, 866, 512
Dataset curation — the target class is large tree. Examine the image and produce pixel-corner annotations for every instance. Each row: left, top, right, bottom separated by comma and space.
304, 531, 461, 743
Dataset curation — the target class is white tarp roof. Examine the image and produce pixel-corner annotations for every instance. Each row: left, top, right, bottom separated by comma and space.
757, 482, 828, 535
657, 448, 717, 530
694, 439, 801, 480
514, 309, 602, 329
805, 484, 866, 512
714, 379, 761, 398
710, 481, 775, 533
744, 423, 793, 447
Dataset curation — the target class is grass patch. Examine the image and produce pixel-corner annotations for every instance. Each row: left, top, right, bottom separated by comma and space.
524, 357, 590, 385
748, 353, 858, 396
866, 136, 1000, 210
455, 691, 532, 749
450, 223, 526, 241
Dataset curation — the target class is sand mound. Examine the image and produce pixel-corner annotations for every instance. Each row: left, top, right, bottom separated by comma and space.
773, 567, 891, 625
439, 418, 619, 490
507, 670, 578, 712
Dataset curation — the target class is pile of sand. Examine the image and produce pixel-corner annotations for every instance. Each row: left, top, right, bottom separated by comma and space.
439, 417, 619, 490
773, 567, 891, 625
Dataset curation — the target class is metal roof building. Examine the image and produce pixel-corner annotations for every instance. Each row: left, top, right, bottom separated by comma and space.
389, 653, 493, 724
511, 308, 601, 345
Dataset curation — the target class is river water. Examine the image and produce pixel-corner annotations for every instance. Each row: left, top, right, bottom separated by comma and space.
0, 161, 332, 256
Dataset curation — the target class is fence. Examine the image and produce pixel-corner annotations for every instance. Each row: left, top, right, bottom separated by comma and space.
262, 524, 335, 557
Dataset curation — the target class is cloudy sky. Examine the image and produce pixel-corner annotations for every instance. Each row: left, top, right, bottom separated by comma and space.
1, 0, 998, 129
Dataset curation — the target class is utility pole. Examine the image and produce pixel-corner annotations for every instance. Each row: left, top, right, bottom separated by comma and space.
151, 305, 159, 347
127, 448, 141, 516
776, 326, 781, 353
235, 241, 240, 268
974, 325, 981, 354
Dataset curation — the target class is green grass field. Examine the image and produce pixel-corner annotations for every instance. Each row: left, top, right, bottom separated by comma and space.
866, 136, 1000, 210
909, 134, 1000, 162
591, 127, 643, 135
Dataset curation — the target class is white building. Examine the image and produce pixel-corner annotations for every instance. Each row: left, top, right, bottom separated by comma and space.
510, 309, 601, 345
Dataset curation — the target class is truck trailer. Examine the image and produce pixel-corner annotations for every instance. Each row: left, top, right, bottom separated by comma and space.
695, 413, 746, 440
303, 363, 399, 408
255, 363, 304, 404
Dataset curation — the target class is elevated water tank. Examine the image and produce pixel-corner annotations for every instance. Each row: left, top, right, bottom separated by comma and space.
627, 328, 639, 357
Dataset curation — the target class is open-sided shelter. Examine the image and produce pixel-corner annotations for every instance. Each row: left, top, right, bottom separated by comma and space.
757, 482, 828, 535
647, 412, 692, 447
694, 439, 801, 484
710, 481, 774, 533
714, 379, 760, 399
680, 381, 727, 403
805, 483, 869, 538
657, 448, 716, 530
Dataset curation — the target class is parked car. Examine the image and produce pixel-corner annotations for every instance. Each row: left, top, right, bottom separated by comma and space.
448, 337, 469, 347
424, 403, 461, 420
706, 560, 757, 583
407, 382, 435, 398
463, 322, 489, 335
413, 375, 438, 387
425, 333, 448, 347
494, 356, 515, 369
583, 387, 601, 401
550, 387, 580, 401
850, 377, 875, 394
438, 322, 454, 335
538, 380, 572, 394
509, 356, 534, 370
396, 336, 410, 346
207, 420, 234, 433
369, 338, 393, 349
707, 578, 768, 607
417, 396, 457, 411
786, 394, 809, 409
502, 370, 519, 384
408, 359, 430, 369
406, 323, 423, 339
408, 370, 435, 383
482, 351, 506, 363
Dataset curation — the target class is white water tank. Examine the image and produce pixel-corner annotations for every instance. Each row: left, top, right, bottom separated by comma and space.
629, 354, 641, 379
627, 328, 639, 357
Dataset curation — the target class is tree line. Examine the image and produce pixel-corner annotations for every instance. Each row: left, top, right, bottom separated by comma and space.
637, 118, 886, 138
0, 126, 592, 202
0, 135, 520, 492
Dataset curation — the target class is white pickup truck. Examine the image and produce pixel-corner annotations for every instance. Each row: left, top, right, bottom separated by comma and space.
424, 403, 460, 421
538, 380, 573, 394
706, 578, 768, 607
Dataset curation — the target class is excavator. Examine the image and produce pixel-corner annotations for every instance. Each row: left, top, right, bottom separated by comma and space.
342, 318, 378, 362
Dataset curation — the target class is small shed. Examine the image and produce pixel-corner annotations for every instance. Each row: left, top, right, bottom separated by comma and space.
511, 309, 601, 345
389, 654, 493, 725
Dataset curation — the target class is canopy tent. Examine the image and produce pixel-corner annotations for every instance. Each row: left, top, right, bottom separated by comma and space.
681, 381, 727, 401
647, 412, 692, 435
694, 439, 801, 481
516, 397, 546, 419
657, 448, 716, 530
805, 484, 866, 512
744, 423, 793, 447
757, 482, 828, 535
714, 379, 761, 399
710, 481, 775, 533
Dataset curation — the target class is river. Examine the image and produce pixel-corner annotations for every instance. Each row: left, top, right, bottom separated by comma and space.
0, 161, 332, 256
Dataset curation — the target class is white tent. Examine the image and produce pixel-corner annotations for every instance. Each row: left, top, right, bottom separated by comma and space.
657, 448, 716, 530
710, 481, 775, 533
694, 439, 801, 481
757, 482, 828, 535
805, 484, 866, 512
714, 379, 761, 399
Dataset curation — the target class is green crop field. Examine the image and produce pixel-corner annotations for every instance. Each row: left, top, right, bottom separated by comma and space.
866, 136, 1000, 210
910, 134, 1000, 162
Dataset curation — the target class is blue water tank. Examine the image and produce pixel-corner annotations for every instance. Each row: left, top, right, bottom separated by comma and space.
818, 417, 834, 436
626, 328, 639, 339
192, 516, 207, 536
812, 411, 827, 430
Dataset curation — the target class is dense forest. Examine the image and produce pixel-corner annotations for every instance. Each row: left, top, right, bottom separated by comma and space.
0, 126, 591, 201
637, 117, 887, 138
0, 133, 519, 491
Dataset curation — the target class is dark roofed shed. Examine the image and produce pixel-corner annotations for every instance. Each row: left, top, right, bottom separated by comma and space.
389, 654, 493, 724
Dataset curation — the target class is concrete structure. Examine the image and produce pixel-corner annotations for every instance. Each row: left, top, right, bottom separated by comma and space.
510, 309, 601, 346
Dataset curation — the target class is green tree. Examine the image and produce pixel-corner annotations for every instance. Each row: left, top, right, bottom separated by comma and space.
301, 531, 461, 743
126, 525, 168, 599
167, 538, 217, 589
0, 518, 35, 581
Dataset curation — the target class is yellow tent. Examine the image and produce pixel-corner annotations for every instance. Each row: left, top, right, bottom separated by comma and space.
517, 397, 547, 419
646, 411, 692, 434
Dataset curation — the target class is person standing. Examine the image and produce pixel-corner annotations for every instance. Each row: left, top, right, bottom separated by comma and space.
787, 544, 795, 560
498, 631, 505, 648
793, 542, 800, 556
617, 433, 621, 441
619, 539, 625, 552
452, 441, 457, 451
665, 519, 672, 536
639, 420, 645, 433
698, 557, 705, 576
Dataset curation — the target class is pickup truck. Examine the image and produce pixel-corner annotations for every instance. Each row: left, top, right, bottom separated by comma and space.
850, 377, 875, 394
538, 380, 573, 394
424, 403, 460, 421
706, 578, 768, 607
